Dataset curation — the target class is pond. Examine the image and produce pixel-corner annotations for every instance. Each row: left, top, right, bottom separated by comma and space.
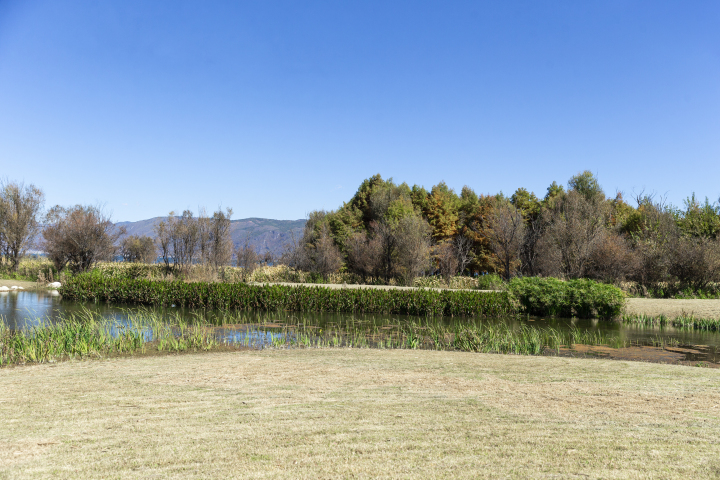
1, 290, 719, 363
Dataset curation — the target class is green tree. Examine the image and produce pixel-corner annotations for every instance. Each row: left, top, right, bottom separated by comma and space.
568, 171, 604, 202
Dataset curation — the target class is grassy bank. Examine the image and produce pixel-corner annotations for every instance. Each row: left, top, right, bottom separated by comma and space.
2, 349, 718, 478
58, 274, 516, 317
1, 308, 631, 367
622, 313, 720, 331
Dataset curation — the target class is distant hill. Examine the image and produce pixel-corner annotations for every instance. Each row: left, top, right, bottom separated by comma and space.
114, 217, 306, 256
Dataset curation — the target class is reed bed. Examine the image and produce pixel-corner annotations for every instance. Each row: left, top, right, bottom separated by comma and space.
621, 313, 720, 331
0, 309, 219, 367
1, 307, 635, 367
58, 274, 516, 317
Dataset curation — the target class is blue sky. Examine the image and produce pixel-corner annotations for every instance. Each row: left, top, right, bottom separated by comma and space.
1, 0, 718, 221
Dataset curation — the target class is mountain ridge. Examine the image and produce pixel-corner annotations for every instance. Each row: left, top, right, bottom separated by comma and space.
114, 217, 306, 256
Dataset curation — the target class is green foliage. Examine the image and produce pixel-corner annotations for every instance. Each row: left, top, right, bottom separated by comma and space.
676, 194, 720, 239
59, 274, 517, 318
510, 188, 541, 219
1, 307, 635, 367
476, 273, 506, 291
543, 181, 565, 209
508, 277, 625, 319
568, 170, 604, 201
621, 313, 720, 332
0, 308, 219, 367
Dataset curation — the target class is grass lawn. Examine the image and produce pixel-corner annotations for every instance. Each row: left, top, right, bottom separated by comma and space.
1, 349, 719, 479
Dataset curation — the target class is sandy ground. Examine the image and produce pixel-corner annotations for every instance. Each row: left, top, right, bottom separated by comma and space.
1, 348, 719, 479
625, 298, 720, 318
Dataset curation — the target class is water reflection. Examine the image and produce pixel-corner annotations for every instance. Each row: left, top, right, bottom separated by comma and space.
2, 291, 720, 360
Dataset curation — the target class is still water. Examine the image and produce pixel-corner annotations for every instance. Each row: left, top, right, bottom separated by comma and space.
2, 290, 719, 359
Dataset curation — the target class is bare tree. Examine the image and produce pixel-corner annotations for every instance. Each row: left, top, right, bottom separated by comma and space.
433, 241, 459, 280
0, 181, 44, 271
486, 201, 525, 280
394, 214, 432, 286
541, 191, 607, 279
373, 221, 398, 282
236, 235, 260, 281
670, 236, 720, 290
519, 213, 548, 276
452, 233, 474, 275
312, 224, 343, 278
346, 231, 382, 282
197, 207, 211, 265
155, 217, 172, 269
586, 232, 637, 283
261, 250, 274, 267
171, 210, 200, 273
42, 205, 124, 273
206, 208, 234, 270
120, 235, 157, 263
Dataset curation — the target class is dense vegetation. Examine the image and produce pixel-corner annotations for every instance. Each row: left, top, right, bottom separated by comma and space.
1, 308, 631, 367
2, 171, 720, 299
507, 277, 625, 319
58, 274, 516, 317
287, 172, 720, 296
59, 273, 627, 319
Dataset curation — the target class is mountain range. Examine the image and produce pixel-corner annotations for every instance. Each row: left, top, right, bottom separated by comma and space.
114, 217, 306, 256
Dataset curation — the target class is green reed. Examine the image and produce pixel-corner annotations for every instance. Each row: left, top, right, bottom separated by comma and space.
621, 313, 720, 331
58, 273, 515, 317
0, 308, 221, 366
1, 307, 636, 368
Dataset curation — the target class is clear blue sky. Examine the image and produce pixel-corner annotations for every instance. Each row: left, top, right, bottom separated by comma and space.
1, 0, 718, 221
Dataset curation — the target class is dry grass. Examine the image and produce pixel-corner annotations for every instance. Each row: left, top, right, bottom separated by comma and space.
0, 279, 37, 289
625, 298, 720, 319
1, 349, 720, 479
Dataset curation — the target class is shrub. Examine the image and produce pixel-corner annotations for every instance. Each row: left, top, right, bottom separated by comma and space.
508, 277, 625, 319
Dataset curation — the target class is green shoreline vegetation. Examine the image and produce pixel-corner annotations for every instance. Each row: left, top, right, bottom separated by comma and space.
1, 308, 634, 367
58, 273, 516, 317
621, 313, 720, 331
57, 273, 627, 319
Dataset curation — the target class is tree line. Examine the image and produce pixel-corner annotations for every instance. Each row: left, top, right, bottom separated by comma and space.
0, 182, 265, 277
2, 173, 720, 292
287, 173, 720, 289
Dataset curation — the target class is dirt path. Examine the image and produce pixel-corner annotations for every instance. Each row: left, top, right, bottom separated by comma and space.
625, 298, 720, 318
1, 349, 719, 479
251, 281, 492, 292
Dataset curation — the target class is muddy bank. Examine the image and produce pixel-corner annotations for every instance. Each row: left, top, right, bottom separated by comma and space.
557, 344, 719, 368
625, 298, 720, 319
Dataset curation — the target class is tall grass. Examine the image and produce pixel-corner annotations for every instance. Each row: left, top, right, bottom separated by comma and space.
0, 309, 219, 367
58, 273, 516, 317
621, 313, 720, 331
1, 308, 635, 367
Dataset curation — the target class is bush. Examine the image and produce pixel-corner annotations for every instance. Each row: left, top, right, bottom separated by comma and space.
508, 277, 625, 319
59, 274, 517, 318
476, 273, 505, 291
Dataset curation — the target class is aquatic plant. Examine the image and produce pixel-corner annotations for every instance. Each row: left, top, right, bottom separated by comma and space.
58, 274, 516, 317
621, 313, 720, 331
